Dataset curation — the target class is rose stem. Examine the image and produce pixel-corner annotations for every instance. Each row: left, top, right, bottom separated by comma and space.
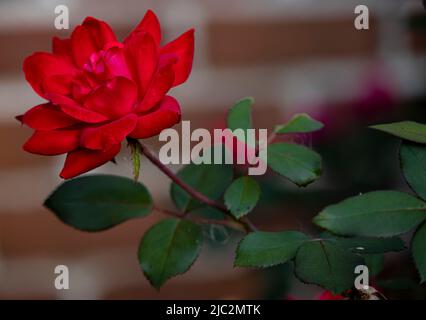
153, 205, 247, 232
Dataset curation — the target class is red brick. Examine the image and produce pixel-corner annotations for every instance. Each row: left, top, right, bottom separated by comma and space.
207, 16, 378, 65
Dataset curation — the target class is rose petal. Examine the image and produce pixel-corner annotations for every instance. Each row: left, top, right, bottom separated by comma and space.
21, 103, 79, 130
52, 37, 72, 58
136, 62, 175, 113
124, 10, 161, 46
124, 31, 157, 97
84, 77, 137, 119
45, 74, 78, 96
71, 17, 118, 67
161, 29, 194, 87
23, 129, 80, 155
129, 96, 181, 139
80, 114, 137, 150
47, 93, 109, 123
60, 144, 121, 179
23, 52, 77, 98
103, 47, 132, 79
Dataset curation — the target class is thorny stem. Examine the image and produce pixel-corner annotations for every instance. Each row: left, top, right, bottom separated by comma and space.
153, 206, 247, 232
127, 138, 257, 233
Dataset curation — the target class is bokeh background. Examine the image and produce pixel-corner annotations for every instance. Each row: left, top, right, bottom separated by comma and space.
0, 0, 425, 299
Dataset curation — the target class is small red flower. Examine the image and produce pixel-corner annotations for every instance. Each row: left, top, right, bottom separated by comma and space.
17, 10, 194, 179
316, 290, 345, 300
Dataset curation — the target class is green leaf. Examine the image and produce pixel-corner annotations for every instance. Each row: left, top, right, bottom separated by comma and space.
314, 191, 426, 237
189, 206, 226, 221
319, 233, 396, 276
170, 163, 233, 212
227, 97, 255, 145
334, 236, 405, 254
129, 139, 142, 181
412, 222, 426, 282
370, 121, 426, 143
364, 254, 384, 276
319, 232, 405, 253
224, 177, 261, 219
400, 141, 426, 201
189, 207, 232, 244
235, 231, 308, 268
138, 218, 203, 289
294, 240, 362, 294
44, 175, 152, 231
227, 97, 254, 132
265, 143, 322, 187
275, 113, 324, 134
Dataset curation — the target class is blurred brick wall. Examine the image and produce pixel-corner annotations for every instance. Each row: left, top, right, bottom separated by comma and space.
0, 0, 425, 299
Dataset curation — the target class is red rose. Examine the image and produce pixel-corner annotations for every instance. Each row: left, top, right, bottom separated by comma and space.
17, 10, 194, 179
